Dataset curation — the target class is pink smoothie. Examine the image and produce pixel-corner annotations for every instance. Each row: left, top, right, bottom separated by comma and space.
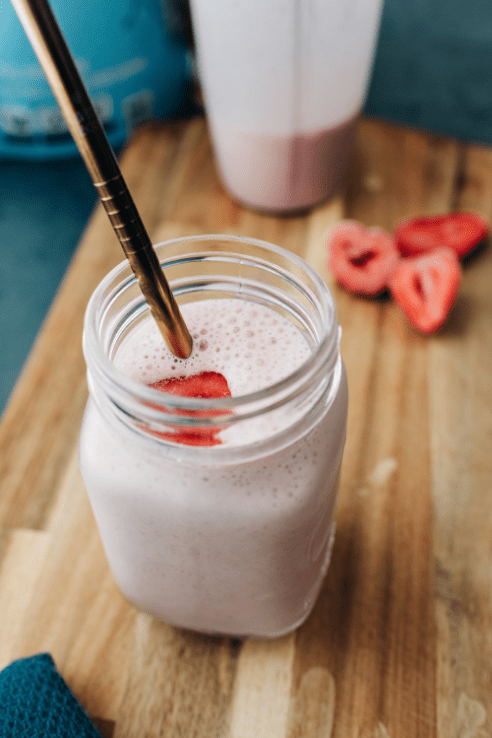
79, 298, 348, 637
211, 117, 359, 212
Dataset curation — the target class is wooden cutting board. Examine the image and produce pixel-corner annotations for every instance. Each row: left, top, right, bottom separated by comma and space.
1, 117, 491, 738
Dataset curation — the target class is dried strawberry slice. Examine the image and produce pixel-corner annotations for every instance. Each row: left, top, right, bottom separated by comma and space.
148, 371, 231, 446
328, 221, 400, 296
388, 248, 461, 333
395, 212, 488, 259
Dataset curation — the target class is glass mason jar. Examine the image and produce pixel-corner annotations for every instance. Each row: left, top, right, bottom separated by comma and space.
79, 235, 348, 638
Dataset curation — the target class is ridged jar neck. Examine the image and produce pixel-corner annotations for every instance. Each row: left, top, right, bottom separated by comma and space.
83, 235, 342, 461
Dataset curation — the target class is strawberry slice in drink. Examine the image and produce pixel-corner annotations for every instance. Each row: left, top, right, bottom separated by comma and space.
395, 212, 488, 259
151, 372, 231, 400
327, 221, 400, 296
388, 247, 461, 333
148, 371, 232, 446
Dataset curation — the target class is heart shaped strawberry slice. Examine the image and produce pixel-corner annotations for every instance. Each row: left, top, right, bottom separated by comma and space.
328, 221, 400, 296
395, 212, 488, 259
148, 371, 231, 446
388, 248, 461, 333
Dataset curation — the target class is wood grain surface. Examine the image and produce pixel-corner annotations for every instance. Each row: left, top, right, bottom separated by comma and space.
1, 117, 491, 738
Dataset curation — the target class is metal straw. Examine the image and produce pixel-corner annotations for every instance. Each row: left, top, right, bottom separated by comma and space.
11, 0, 193, 359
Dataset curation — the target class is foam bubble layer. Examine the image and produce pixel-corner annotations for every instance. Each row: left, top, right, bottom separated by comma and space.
115, 298, 312, 396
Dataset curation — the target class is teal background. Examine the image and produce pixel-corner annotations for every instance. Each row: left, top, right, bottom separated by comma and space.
366, 0, 492, 145
0, 158, 95, 412
2, 0, 492, 414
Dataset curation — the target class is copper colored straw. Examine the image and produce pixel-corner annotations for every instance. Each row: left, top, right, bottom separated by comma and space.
11, 0, 193, 359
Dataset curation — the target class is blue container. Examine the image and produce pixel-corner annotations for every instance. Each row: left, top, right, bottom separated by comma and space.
0, 0, 192, 159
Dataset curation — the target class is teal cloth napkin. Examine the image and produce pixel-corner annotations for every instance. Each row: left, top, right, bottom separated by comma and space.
0, 654, 103, 738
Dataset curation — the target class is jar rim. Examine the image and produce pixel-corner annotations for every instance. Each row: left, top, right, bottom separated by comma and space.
83, 234, 340, 419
